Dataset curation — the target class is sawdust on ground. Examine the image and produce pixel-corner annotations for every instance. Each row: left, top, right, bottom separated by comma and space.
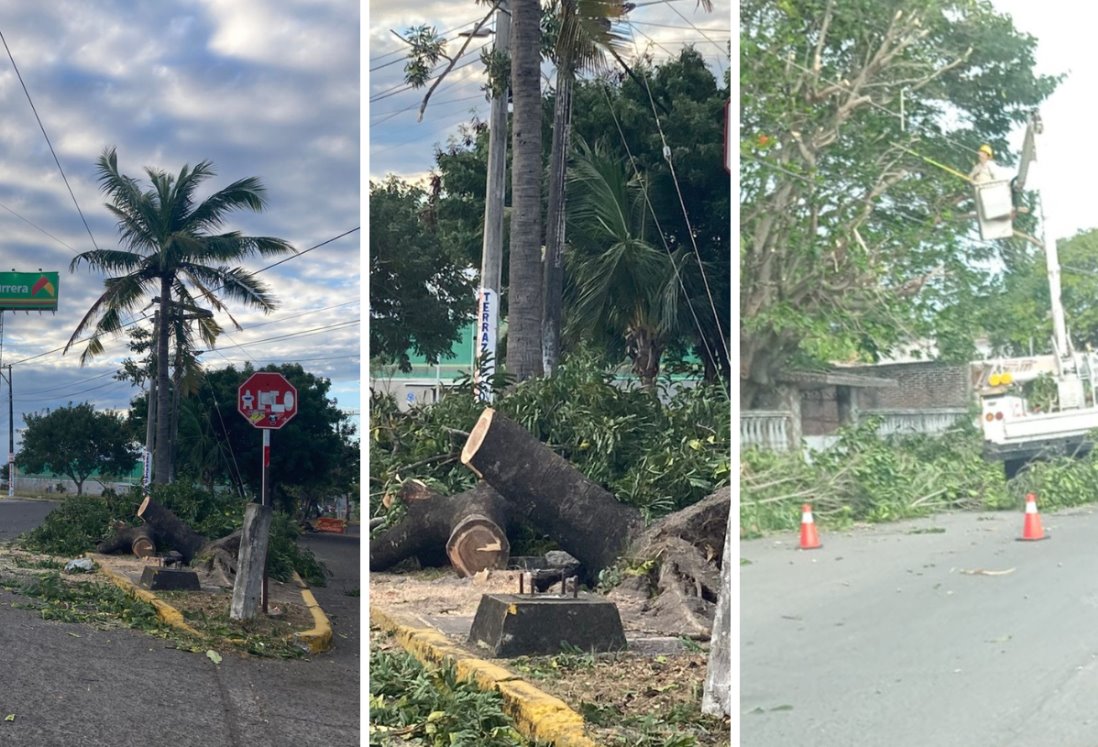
369, 568, 731, 746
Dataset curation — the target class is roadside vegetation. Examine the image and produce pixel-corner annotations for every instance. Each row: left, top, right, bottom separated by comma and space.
741, 415, 1098, 537
370, 351, 731, 539
16, 482, 326, 586
370, 632, 545, 747
0, 550, 310, 659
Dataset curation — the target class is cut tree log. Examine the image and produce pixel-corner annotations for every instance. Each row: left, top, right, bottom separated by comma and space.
460, 407, 730, 637
137, 496, 207, 563
460, 407, 646, 579
99, 498, 244, 587
370, 480, 511, 577
96, 524, 156, 558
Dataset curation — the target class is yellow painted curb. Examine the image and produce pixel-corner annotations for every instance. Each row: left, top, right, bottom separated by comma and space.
94, 560, 202, 638
370, 606, 601, 747
292, 571, 333, 654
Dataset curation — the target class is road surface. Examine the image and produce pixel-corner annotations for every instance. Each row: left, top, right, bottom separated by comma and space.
741, 506, 1098, 746
0, 498, 360, 746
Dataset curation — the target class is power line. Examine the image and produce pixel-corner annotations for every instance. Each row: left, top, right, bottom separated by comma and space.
9, 228, 360, 368
598, 83, 729, 381
0, 26, 100, 255
369, 41, 490, 103
0, 198, 78, 254
368, 16, 493, 65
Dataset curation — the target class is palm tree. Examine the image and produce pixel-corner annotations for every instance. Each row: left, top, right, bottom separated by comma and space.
66, 147, 296, 484
542, 0, 629, 376
564, 138, 684, 389
505, 0, 544, 382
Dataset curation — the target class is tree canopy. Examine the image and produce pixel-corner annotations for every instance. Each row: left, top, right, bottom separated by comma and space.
740, 0, 1060, 407
17, 403, 139, 495
368, 176, 476, 372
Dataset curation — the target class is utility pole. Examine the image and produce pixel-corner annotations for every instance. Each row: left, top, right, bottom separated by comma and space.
5, 365, 11, 497
474, 0, 511, 403
143, 310, 159, 490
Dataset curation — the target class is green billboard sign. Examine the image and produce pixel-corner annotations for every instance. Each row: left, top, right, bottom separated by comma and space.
0, 272, 59, 310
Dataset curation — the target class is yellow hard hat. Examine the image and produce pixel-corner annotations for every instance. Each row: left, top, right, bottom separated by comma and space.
979, 144, 993, 157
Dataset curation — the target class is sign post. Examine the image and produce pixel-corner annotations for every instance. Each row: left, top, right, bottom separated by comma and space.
233, 372, 298, 619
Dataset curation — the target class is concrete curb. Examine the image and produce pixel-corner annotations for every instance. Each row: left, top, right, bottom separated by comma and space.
95, 560, 203, 638
92, 556, 333, 654
370, 605, 600, 747
292, 571, 333, 654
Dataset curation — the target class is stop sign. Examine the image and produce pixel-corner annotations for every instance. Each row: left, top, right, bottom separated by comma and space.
238, 372, 298, 429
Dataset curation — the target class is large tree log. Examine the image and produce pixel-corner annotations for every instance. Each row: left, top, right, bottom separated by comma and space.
96, 523, 156, 558
137, 496, 207, 563
370, 481, 511, 577
97, 499, 243, 587
461, 407, 730, 637
461, 408, 645, 578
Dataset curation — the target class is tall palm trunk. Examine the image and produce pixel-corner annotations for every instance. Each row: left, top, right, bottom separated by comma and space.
542, 46, 575, 377
153, 277, 173, 484
506, 0, 544, 382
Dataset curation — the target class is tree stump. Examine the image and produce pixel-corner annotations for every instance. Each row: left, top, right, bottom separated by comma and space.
702, 512, 732, 718
231, 503, 273, 621
461, 407, 645, 579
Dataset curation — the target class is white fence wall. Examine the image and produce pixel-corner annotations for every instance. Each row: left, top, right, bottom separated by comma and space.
740, 410, 794, 452
742, 408, 970, 453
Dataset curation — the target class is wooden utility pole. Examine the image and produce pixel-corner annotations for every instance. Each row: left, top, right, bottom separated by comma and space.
474, 0, 511, 402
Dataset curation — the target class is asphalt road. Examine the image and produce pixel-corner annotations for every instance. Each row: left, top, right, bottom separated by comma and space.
0, 498, 361, 746
741, 506, 1098, 747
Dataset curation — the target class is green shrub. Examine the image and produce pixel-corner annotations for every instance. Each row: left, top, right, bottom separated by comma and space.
19, 491, 137, 556
370, 351, 731, 530
740, 420, 1012, 537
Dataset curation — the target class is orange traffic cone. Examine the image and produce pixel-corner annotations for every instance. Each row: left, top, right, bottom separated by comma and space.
1018, 492, 1048, 541
799, 503, 822, 550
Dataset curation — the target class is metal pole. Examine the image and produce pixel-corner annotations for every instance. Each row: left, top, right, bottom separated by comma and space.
261, 427, 270, 613
7, 365, 12, 497
474, 0, 510, 403
143, 311, 158, 490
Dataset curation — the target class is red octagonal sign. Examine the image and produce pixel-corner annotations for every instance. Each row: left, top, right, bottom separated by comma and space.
238, 372, 298, 429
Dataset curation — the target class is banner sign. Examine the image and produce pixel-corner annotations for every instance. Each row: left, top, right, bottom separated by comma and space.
473, 288, 498, 402
0, 272, 59, 310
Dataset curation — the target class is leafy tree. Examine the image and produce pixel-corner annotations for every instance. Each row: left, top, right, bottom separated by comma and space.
179, 363, 357, 514
739, 0, 1059, 407
568, 49, 731, 381
977, 228, 1098, 355
17, 403, 140, 495
423, 52, 731, 382
369, 176, 475, 371
66, 147, 295, 483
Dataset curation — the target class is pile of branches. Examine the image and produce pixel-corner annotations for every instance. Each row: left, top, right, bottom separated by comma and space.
741, 417, 1009, 537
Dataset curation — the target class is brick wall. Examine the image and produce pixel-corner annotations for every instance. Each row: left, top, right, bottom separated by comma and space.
844, 362, 970, 409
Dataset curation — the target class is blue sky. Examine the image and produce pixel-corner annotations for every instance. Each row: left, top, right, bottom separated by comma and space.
367, 0, 732, 182
0, 0, 360, 450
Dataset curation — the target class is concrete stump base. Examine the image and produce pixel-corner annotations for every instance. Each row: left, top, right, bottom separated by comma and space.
468, 593, 627, 657
140, 566, 200, 591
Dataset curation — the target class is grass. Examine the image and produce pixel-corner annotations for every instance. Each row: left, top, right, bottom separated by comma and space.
0, 553, 313, 659
370, 632, 546, 746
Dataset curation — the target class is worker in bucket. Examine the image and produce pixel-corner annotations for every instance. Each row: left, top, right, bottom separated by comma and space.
969, 143, 1000, 183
